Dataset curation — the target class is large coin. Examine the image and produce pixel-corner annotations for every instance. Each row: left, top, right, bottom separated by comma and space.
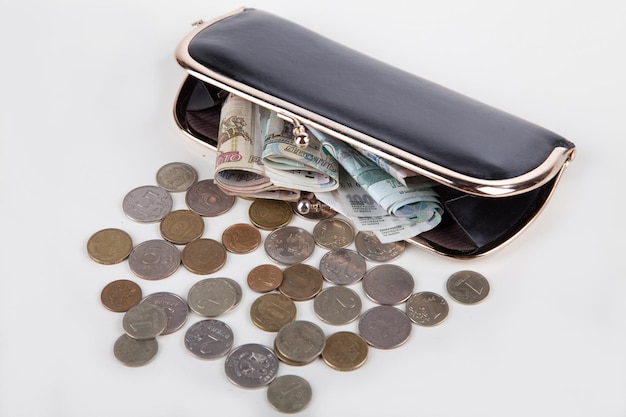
312, 218, 354, 249
250, 293, 297, 332
221, 223, 261, 254
264, 226, 315, 265
224, 343, 280, 388
159, 209, 205, 245
184, 319, 234, 360
122, 303, 168, 340
358, 305, 412, 349
446, 270, 490, 304
362, 264, 414, 305
122, 185, 173, 223
279, 263, 324, 301
321, 331, 369, 371
87, 228, 132, 265
247, 264, 283, 293
267, 375, 312, 413
185, 179, 235, 217
181, 238, 227, 275
113, 334, 158, 367
319, 248, 367, 285
139, 292, 189, 335
405, 291, 449, 326
248, 198, 293, 230
354, 231, 405, 262
274, 320, 325, 366
128, 239, 181, 280
156, 162, 198, 192
100, 279, 142, 312
313, 286, 362, 325
187, 278, 239, 317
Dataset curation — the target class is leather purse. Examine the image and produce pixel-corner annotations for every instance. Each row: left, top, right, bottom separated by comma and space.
172, 7, 576, 259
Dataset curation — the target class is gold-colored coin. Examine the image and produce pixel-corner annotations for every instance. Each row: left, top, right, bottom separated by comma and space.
181, 238, 227, 275
221, 223, 262, 254
100, 279, 142, 312
248, 198, 293, 230
87, 228, 133, 265
279, 263, 324, 301
250, 293, 297, 332
247, 264, 283, 293
321, 331, 369, 371
159, 209, 205, 245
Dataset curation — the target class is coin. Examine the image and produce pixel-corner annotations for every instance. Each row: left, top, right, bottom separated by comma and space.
358, 305, 412, 349
313, 286, 362, 325
319, 248, 367, 285
184, 319, 234, 359
224, 343, 280, 388
274, 320, 325, 365
354, 230, 405, 262
113, 334, 158, 367
247, 264, 283, 293
156, 162, 198, 192
122, 185, 173, 223
128, 239, 181, 280
446, 270, 490, 304
248, 198, 293, 230
312, 218, 354, 249
218, 277, 243, 311
181, 238, 227, 275
100, 279, 142, 312
159, 209, 205, 245
321, 331, 369, 371
87, 228, 133, 265
250, 292, 297, 332
405, 291, 449, 326
362, 264, 414, 305
122, 302, 168, 340
187, 278, 239, 317
279, 263, 324, 301
185, 179, 236, 217
139, 292, 189, 335
264, 226, 315, 265
221, 223, 261, 254
267, 375, 312, 413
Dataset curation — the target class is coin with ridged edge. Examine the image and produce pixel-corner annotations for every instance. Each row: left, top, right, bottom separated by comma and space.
181, 238, 227, 275
322, 331, 369, 371
87, 228, 132, 265
250, 293, 297, 332
221, 223, 261, 254
264, 226, 315, 265
279, 263, 323, 301
248, 198, 293, 230
312, 218, 354, 249
406, 291, 449, 326
267, 375, 312, 413
100, 279, 142, 312
159, 209, 205, 245
156, 162, 197, 192
224, 343, 279, 388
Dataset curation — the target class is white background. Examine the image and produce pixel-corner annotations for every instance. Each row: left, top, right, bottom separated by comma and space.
1, 1, 624, 416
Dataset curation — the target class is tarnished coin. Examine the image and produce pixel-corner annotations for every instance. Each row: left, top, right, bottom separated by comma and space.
264, 226, 315, 265
113, 334, 158, 367
156, 162, 197, 192
184, 319, 234, 359
322, 331, 369, 371
250, 293, 297, 332
406, 291, 449, 326
100, 279, 142, 312
248, 198, 293, 230
224, 343, 280, 388
247, 264, 283, 293
279, 263, 324, 301
446, 270, 490, 304
186, 179, 236, 217
314, 286, 362, 325
354, 231, 405, 262
122, 302, 168, 340
312, 218, 354, 249
267, 375, 312, 413
187, 278, 239, 317
87, 228, 132, 265
128, 239, 181, 280
181, 238, 227, 275
274, 320, 325, 365
221, 223, 261, 254
358, 305, 412, 349
159, 209, 205, 245
122, 185, 173, 223
139, 292, 189, 335
319, 248, 367, 285
362, 264, 414, 305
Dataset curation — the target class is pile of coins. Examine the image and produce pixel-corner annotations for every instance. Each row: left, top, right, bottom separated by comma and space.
87, 161, 491, 413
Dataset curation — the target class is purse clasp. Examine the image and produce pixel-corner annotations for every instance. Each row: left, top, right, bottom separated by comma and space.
277, 113, 309, 148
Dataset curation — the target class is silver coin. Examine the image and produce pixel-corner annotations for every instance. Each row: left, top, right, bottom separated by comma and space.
128, 239, 181, 280
224, 343, 280, 388
156, 162, 198, 192
122, 185, 173, 223
185, 179, 235, 217
187, 278, 239, 317
274, 320, 326, 365
113, 334, 158, 367
312, 218, 354, 249
405, 291, 449, 326
319, 248, 367, 285
358, 305, 412, 349
216, 277, 243, 312
362, 264, 414, 305
264, 226, 315, 265
313, 286, 362, 325
354, 231, 405, 262
139, 292, 189, 335
446, 270, 490, 304
267, 375, 312, 413
122, 302, 168, 340
184, 319, 234, 360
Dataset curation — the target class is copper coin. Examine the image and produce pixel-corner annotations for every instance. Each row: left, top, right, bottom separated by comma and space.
160, 209, 205, 245
279, 263, 324, 301
250, 293, 297, 332
221, 223, 262, 254
248, 198, 293, 230
181, 238, 227, 275
322, 331, 369, 371
100, 279, 142, 312
87, 228, 133, 265
247, 264, 283, 293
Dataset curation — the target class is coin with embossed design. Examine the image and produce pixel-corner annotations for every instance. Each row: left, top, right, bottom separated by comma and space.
113, 334, 158, 367
264, 226, 315, 265
247, 264, 283, 293
322, 331, 369, 371
184, 319, 234, 359
405, 291, 449, 326
354, 230, 405, 262
248, 198, 293, 230
87, 228, 133, 265
224, 343, 279, 388
267, 375, 312, 413
181, 238, 227, 275
279, 263, 324, 301
362, 264, 414, 305
312, 218, 354, 249
187, 278, 239, 317
122, 185, 173, 223
274, 320, 325, 366
250, 293, 297, 332
313, 286, 362, 325
319, 248, 367, 285
128, 239, 181, 280
159, 209, 205, 245
156, 162, 197, 192
139, 292, 189, 335
358, 305, 412, 349
100, 279, 142, 312
122, 302, 168, 340
221, 223, 261, 254
185, 179, 235, 217
446, 270, 490, 304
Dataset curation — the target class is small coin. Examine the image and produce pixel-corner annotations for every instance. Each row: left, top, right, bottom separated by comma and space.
100, 279, 142, 312
187, 278, 239, 317
247, 264, 283, 293
279, 263, 324, 301
321, 331, 369, 371
184, 319, 234, 359
221, 223, 261, 254
248, 198, 293, 230
358, 305, 412, 349
224, 343, 280, 388
156, 162, 198, 192
122, 185, 173, 223
446, 270, 490, 304
87, 228, 133, 265
159, 209, 205, 245
313, 286, 362, 325
267, 375, 312, 413
186, 179, 236, 217
181, 238, 227, 275
139, 292, 189, 335
274, 320, 325, 365
128, 239, 181, 280
264, 226, 315, 265
406, 291, 449, 326
312, 218, 354, 249
250, 293, 297, 332
354, 230, 405, 262
362, 264, 414, 305
122, 302, 168, 340
113, 334, 158, 367
319, 248, 367, 285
